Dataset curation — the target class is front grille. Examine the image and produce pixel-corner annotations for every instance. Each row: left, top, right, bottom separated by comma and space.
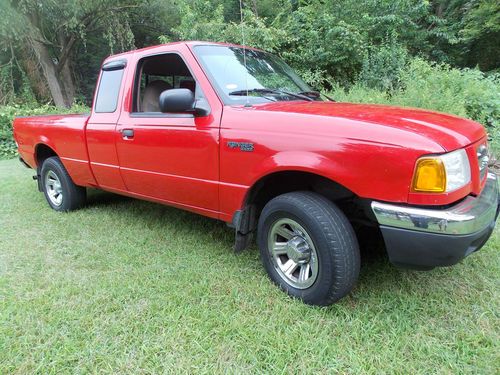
477, 144, 489, 180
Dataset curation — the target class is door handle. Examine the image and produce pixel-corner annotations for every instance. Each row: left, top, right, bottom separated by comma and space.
121, 129, 134, 139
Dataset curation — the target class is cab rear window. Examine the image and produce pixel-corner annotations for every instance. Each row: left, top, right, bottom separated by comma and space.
94, 64, 125, 113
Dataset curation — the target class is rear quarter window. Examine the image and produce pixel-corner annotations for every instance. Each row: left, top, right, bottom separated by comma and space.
94, 69, 124, 113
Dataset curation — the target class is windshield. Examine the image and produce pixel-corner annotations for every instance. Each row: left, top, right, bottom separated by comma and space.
194, 45, 315, 104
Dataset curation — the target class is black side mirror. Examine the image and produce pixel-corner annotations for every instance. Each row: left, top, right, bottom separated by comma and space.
159, 88, 195, 113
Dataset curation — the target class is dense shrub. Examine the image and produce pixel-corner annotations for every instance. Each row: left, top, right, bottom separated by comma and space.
359, 41, 408, 91
0, 103, 89, 159
0, 138, 17, 159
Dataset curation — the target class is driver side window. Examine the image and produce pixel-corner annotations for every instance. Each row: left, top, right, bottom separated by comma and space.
133, 53, 198, 113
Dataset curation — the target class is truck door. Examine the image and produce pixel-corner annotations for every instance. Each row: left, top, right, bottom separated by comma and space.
86, 59, 128, 191
115, 51, 221, 214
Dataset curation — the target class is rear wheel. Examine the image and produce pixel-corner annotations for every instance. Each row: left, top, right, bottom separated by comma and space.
41, 157, 86, 211
257, 191, 360, 306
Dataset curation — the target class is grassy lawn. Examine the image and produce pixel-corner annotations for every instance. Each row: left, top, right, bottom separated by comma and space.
0, 158, 498, 374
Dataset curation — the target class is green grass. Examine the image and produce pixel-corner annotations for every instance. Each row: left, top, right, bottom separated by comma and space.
0, 158, 498, 374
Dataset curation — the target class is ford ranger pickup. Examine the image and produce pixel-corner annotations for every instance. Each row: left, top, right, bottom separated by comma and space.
13, 41, 499, 306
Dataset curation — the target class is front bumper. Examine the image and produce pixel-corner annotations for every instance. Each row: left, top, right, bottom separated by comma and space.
371, 173, 499, 269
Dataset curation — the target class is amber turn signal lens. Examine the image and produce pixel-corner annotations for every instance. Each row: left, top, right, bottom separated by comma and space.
412, 158, 446, 193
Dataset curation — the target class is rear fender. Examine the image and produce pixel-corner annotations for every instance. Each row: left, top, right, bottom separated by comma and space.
34, 138, 59, 167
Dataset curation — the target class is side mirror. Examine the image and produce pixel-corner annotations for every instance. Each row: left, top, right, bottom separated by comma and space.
159, 88, 195, 113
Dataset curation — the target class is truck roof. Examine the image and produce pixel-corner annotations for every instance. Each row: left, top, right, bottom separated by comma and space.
102, 41, 263, 64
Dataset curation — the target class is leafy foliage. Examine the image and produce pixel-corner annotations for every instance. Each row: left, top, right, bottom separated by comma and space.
0, 0, 498, 106
359, 40, 409, 91
161, 1, 287, 53
459, 0, 500, 71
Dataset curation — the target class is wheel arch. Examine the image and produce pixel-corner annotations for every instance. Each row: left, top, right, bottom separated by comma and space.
34, 143, 58, 168
242, 150, 358, 210
233, 167, 360, 252
33, 143, 59, 191
244, 169, 356, 212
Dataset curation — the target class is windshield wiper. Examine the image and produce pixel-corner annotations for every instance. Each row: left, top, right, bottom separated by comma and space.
228, 88, 276, 102
229, 88, 313, 101
298, 90, 336, 102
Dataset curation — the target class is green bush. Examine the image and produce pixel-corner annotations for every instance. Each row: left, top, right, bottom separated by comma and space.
359, 41, 408, 91
330, 58, 500, 155
395, 59, 499, 127
0, 138, 17, 159
0, 103, 89, 159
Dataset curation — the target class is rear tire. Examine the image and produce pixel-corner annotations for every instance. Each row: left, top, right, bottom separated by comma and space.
40, 156, 86, 211
257, 191, 360, 306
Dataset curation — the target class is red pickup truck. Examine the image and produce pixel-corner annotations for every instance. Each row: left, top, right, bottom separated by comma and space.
13, 41, 499, 305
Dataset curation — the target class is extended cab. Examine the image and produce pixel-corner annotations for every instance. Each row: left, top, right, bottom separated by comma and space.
13, 42, 499, 306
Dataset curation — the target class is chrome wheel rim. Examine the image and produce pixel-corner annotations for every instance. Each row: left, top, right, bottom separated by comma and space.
45, 170, 63, 206
267, 218, 319, 289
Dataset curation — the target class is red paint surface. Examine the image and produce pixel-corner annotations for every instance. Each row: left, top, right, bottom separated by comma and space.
13, 42, 489, 223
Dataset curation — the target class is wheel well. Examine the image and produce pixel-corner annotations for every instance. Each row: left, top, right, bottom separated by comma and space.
35, 144, 57, 168
233, 171, 360, 251
232, 170, 379, 253
245, 171, 355, 213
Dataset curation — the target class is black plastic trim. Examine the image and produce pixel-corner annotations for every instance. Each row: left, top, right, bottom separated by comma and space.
233, 205, 257, 252
159, 88, 195, 113
379, 215, 497, 270
102, 59, 127, 71
19, 157, 31, 169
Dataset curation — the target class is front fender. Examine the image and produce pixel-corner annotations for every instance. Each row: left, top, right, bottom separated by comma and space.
248, 151, 353, 194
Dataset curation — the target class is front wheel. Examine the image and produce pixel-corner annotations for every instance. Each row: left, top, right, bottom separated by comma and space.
257, 191, 360, 306
40, 156, 86, 211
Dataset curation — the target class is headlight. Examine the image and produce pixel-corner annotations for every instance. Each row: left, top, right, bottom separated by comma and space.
412, 149, 471, 193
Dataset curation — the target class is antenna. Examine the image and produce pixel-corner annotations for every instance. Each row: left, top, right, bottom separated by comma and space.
239, 0, 251, 107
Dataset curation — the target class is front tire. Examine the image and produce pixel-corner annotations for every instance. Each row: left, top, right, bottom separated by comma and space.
257, 191, 360, 306
40, 157, 86, 211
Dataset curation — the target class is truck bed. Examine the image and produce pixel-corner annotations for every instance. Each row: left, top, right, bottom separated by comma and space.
13, 113, 96, 187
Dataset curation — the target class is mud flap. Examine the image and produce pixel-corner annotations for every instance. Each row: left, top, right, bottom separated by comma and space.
233, 204, 257, 253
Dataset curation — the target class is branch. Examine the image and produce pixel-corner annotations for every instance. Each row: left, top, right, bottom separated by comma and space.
31, 36, 59, 47
55, 4, 140, 72
0, 44, 15, 69
56, 35, 77, 73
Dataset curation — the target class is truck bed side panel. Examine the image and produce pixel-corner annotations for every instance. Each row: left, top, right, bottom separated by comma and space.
13, 114, 97, 187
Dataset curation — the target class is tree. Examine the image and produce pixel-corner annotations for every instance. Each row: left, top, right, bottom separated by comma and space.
0, 0, 137, 107
0, 0, 498, 106
460, 0, 500, 70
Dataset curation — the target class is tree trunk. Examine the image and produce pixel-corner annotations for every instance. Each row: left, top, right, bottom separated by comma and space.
26, 13, 75, 107
29, 37, 68, 107
19, 48, 51, 102
57, 32, 76, 106
60, 61, 76, 106
250, 0, 258, 16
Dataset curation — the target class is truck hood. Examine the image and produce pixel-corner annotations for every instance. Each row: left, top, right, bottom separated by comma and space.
253, 101, 486, 151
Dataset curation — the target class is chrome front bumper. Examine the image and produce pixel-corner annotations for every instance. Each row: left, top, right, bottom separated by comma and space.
371, 173, 499, 269
371, 173, 499, 236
